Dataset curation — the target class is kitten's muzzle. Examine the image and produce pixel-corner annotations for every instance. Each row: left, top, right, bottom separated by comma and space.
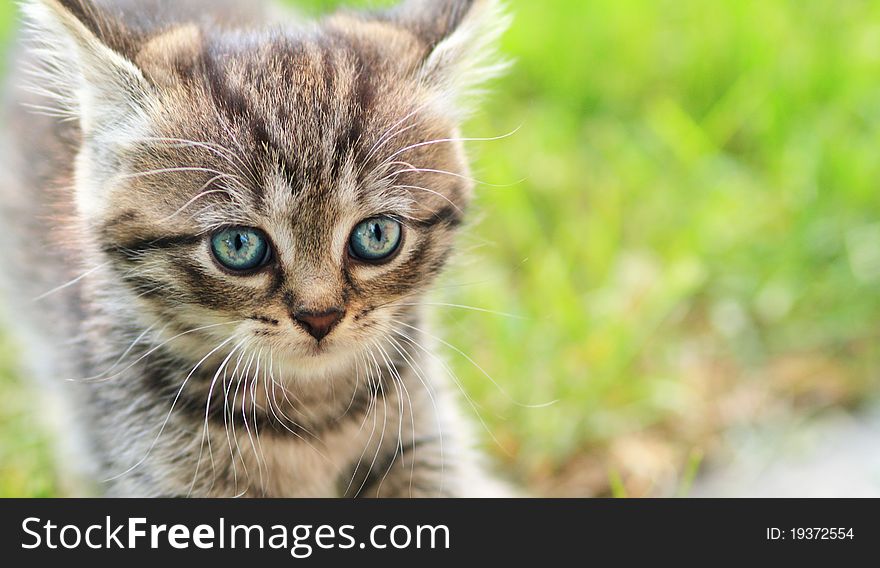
292, 308, 345, 341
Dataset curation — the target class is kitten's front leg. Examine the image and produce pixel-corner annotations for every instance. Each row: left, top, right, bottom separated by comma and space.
351, 359, 513, 498
356, 436, 511, 498
355, 436, 452, 498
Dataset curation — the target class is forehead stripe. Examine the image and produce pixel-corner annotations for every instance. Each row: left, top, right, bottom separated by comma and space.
201, 48, 301, 194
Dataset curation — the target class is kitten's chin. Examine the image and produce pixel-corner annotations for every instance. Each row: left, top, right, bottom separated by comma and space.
270, 341, 360, 381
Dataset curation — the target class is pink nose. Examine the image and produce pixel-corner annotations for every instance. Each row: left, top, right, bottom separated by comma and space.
293, 309, 345, 341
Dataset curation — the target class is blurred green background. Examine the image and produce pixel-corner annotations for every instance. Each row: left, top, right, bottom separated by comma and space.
3, 0, 880, 497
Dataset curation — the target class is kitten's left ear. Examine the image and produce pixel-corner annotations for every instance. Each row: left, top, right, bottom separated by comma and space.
389, 0, 511, 118
21, 0, 153, 135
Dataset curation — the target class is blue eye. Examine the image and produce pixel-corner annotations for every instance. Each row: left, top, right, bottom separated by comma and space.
211, 227, 271, 272
349, 217, 403, 262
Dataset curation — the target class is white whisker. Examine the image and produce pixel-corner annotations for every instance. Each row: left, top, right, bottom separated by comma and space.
386, 335, 443, 497
32, 261, 111, 302
104, 334, 239, 483
69, 320, 244, 384
189, 339, 246, 497
397, 319, 557, 409
382, 126, 521, 165
394, 301, 527, 320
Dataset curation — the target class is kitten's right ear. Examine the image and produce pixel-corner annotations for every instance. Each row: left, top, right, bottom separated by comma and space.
386, 0, 511, 119
21, 0, 153, 134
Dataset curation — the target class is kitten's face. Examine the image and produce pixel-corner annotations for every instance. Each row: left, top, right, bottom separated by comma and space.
26, 0, 507, 377
87, 18, 476, 375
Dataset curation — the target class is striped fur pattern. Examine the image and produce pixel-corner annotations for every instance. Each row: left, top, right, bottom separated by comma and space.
0, 0, 510, 497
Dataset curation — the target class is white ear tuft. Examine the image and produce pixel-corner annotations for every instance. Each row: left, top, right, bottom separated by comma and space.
419, 0, 511, 115
389, 0, 511, 120
20, 0, 153, 133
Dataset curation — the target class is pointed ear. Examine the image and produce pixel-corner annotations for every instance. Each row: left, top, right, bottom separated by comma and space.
21, 0, 153, 135
390, 0, 511, 118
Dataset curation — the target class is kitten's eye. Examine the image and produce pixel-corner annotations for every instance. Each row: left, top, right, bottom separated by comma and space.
211, 227, 271, 272
349, 217, 403, 262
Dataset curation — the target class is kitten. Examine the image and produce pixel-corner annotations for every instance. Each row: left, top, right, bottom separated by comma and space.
0, 0, 511, 497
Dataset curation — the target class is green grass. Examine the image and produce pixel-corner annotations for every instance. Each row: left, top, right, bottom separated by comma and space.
3, 0, 880, 496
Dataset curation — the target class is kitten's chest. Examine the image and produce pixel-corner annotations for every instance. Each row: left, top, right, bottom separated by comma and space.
207, 394, 406, 498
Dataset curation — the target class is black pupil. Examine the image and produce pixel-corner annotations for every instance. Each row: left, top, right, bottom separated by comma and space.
234, 234, 245, 251
372, 224, 383, 242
